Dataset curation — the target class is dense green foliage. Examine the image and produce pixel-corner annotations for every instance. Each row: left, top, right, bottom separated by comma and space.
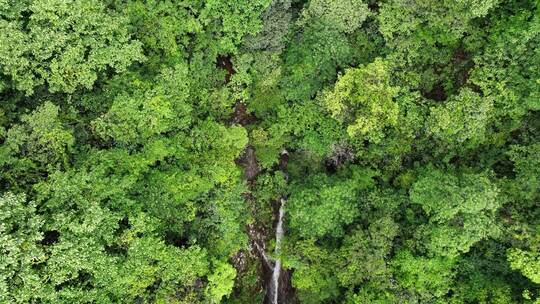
1, 0, 538, 303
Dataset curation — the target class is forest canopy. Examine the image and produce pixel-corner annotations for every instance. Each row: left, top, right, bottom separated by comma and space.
0, 0, 539, 303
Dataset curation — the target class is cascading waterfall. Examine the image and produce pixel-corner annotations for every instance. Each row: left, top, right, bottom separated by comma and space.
246, 149, 290, 304
254, 240, 272, 269
269, 198, 286, 304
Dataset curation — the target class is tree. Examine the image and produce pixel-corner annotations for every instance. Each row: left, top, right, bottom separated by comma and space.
507, 143, 540, 206
335, 217, 399, 287
242, 0, 292, 52
121, 0, 203, 61
323, 58, 399, 144
4, 101, 74, 165
392, 250, 456, 300
287, 169, 374, 238
469, 5, 540, 137
378, 0, 499, 92
200, 0, 272, 53
280, 0, 369, 101
283, 239, 341, 304
0, 192, 46, 303
298, 0, 369, 34
206, 260, 237, 303
92, 64, 192, 146
0, 0, 144, 94
1, 101, 74, 191
378, 0, 498, 45
110, 230, 210, 303
507, 246, 540, 284
505, 143, 540, 290
427, 88, 493, 151
281, 23, 353, 101
410, 169, 501, 257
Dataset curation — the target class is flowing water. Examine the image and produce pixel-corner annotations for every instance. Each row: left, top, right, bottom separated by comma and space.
229, 58, 294, 303
239, 145, 292, 303
269, 198, 286, 304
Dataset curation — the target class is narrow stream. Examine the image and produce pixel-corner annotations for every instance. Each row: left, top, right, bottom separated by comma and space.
269, 198, 286, 304
222, 58, 294, 303
231, 94, 294, 303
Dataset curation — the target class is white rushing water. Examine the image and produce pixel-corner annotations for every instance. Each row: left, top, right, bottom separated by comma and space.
270, 198, 286, 304
254, 241, 272, 269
